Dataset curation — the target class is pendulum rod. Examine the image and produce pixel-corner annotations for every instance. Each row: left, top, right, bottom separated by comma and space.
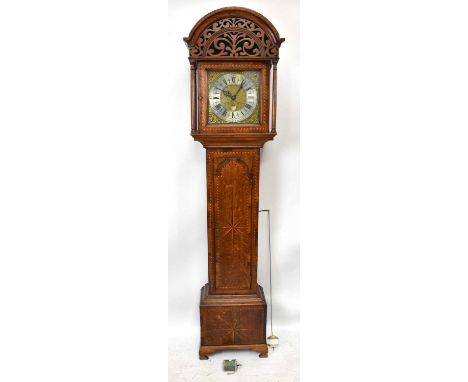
259, 209, 274, 337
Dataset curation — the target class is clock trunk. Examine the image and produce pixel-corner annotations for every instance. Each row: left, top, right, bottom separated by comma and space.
207, 148, 260, 295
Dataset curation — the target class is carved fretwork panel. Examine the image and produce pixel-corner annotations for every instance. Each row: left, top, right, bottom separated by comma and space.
190, 18, 278, 58
207, 149, 259, 294
184, 7, 284, 61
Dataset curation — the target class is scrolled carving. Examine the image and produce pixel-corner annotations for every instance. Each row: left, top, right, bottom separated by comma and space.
187, 17, 280, 59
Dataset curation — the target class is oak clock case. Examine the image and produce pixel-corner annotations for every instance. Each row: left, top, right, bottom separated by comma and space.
183, 7, 284, 360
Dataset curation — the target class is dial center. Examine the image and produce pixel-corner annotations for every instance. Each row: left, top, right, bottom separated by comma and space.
219, 84, 247, 112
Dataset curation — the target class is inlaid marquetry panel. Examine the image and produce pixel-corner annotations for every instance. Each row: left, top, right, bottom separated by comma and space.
200, 305, 265, 346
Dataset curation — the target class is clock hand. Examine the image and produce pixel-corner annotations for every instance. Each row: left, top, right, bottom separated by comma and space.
222, 89, 233, 98
232, 84, 243, 99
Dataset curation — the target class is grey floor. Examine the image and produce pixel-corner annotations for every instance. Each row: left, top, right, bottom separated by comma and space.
168, 327, 299, 382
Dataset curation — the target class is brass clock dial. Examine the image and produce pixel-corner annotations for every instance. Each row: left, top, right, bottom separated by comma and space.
208, 71, 260, 124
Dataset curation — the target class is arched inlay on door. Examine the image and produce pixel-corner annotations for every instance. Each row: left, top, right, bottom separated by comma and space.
214, 157, 253, 290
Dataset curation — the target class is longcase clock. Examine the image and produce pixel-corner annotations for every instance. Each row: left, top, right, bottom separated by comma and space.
183, 7, 284, 360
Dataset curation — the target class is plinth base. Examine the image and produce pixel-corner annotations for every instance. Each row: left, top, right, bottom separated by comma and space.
199, 283, 268, 360
199, 344, 268, 360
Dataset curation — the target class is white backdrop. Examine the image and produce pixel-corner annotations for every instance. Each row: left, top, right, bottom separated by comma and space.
3, 1, 468, 381
2, 1, 468, 381
168, 0, 300, 333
